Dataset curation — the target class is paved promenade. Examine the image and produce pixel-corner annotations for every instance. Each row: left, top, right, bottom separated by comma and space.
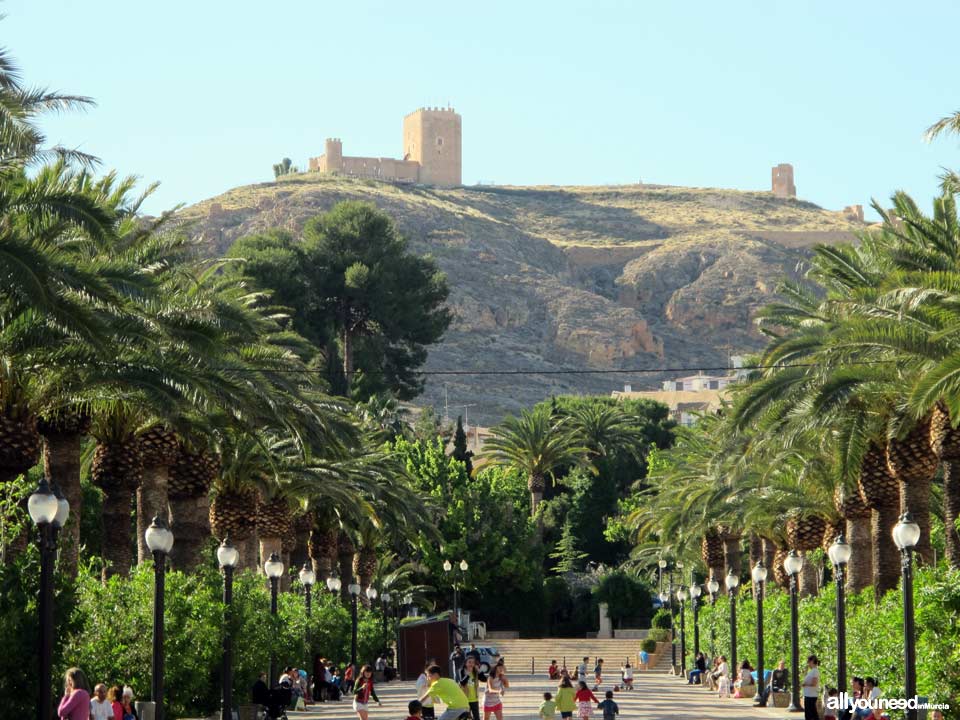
296, 672, 797, 720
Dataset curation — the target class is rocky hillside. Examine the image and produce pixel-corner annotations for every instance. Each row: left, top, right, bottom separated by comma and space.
181, 175, 859, 423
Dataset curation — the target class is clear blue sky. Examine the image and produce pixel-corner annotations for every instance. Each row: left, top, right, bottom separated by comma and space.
8, 0, 960, 217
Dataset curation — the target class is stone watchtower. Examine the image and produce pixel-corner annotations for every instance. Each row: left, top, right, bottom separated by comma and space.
771, 163, 796, 198
403, 107, 462, 186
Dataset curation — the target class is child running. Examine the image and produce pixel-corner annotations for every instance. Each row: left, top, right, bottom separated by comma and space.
352, 665, 382, 720
620, 662, 634, 690
556, 676, 576, 720
539, 692, 557, 720
593, 659, 603, 691
483, 662, 509, 720
574, 681, 599, 720
597, 691, 618, 720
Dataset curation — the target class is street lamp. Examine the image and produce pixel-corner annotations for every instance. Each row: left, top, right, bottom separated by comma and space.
676, 587, 688, 677
444, 559, 469, 629
326, 575, 342, 594
217, 537, 239, 720
348, 582, 362, 667
264, 552, 285, 684
690, 583, 702, 659
29, 477, 62, 720
750, 560, 768, 706
893, 513, 921, 720
381, 591, 392, 655
828, 535, 851, 695
403, 592, 415, 617
299, 564, 316, 616
725, 569, 740, 674
783, 551, 803, 713
145, 515, 174, 720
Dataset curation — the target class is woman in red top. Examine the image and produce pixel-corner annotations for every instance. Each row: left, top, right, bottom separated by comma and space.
107, 685, 124, 720
574, 681, 599, 720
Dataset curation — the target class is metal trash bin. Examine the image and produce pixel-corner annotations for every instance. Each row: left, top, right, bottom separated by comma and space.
134, 701, 155, 720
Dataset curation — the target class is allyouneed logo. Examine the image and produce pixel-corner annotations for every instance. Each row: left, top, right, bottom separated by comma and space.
826, 693, 950, 713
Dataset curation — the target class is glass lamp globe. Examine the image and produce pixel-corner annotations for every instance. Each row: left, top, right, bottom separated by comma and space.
403, 593, 413, 605
751, 562, 768, 584
658, 591, 668, 603
707, 578, 720, 594
52, 482, 70, 528
382, 592, 392, 603
690, 584, 702, 598
459, 559, 469, 572
144, 515, 174, 554
677, 588, 688, 602
658, 559, 667, 569
828, 536, 852, 566
676, 561, 685, 570
725, 571, 740, 590
27, 477, 59, 526
217, 538, 239, 569
783, 550, 803, 577
893, 513, 921, 550
443, 560, 453, 572
366, 587, 378, 600
264, 552, 284, 579
327, 576, 341, 592
348, 582, 362, 596
299, 564, 316, 587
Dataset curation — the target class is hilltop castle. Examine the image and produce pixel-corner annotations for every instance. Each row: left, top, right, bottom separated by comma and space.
309, 107, 462, 187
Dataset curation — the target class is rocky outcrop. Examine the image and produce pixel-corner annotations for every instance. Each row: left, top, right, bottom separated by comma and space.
182, 177, 856, 422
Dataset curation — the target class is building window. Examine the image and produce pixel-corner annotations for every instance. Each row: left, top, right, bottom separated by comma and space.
675, 381, 683, 391
436, 137, 443, 147
709, 380, 719, 389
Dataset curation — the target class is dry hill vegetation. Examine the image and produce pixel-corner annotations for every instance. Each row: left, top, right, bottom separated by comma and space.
181, 174, 859, 422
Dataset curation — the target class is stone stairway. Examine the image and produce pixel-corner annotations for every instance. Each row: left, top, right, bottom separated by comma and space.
482, 637, 670, 676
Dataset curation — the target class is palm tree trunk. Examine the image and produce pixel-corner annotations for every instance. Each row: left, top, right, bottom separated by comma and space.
722, 534, 741, 592
136, 465, 169, 564
42, 433, 82, 579
799, 552, 818, 597
945, 460, 960, 569
898, 473, 934, 565
871, 505, 900, 599
101, 485, 135, 580
342, 327, 354, 393
338, 547, 354, 602
281, 550, 292, 592
236, 533, 259, 572
748, 533, 762, 569
845, 515, 873, 594
168, 494, 210, 571
761, 537, 775, 577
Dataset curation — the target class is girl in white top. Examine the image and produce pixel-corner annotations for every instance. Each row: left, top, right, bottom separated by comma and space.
416, 662, 436, 720
483, 663, 509, 720
801, 655, 821, 720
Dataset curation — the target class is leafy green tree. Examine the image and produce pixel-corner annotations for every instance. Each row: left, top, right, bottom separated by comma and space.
272, 157, 298, 177
594, 570, 653, 628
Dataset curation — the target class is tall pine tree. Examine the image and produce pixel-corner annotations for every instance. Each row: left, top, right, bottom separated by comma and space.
452, 415, 474, 476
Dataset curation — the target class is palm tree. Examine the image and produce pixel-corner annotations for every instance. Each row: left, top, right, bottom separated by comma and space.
485, 406, 588, 515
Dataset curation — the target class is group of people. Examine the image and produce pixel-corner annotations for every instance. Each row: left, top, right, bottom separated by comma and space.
547, 657, 641, 691
699, 652, 897, 720
415, 653, 510, 720
56, 667, 138, 720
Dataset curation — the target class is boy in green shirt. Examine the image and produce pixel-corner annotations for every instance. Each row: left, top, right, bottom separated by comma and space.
539, 692, 557, 720
419, 665, 470, 720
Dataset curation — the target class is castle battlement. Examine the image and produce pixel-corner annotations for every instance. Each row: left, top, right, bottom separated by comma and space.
311, 108, 461, 186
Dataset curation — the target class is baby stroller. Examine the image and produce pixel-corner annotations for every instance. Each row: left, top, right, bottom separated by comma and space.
264, 686, 292, 720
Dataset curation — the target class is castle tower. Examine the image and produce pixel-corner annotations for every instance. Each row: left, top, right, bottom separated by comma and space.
771, 163, 796, 198
324, 138, 343, 173
402, 107, 462, 187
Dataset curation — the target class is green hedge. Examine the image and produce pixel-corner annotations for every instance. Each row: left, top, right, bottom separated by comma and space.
684, 567, 960, 714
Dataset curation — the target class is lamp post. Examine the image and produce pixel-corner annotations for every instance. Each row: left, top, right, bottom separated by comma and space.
145, 515, 174, 720
707, 576, 719, 656
264, 552, 285, 685
326, 574, 342, 596
217, 537, 239, 720
28, 477, 63, 720
668, 564, 677, 674
690, 583, 702, 658
751, 560, 768, 706
827, 535, 851, 695
444, 559, 469, 631
348, 582, 362, 667
783, 550, 803, 713
299, 563, 316, 617
725, 569, 739, 675
893, 513, 921, 720
676, 587, 688, 677
381, 592, 392, 653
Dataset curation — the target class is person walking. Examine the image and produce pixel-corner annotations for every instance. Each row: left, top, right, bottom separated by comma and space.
574, 681, 599, 720
483, 662, 509, 720
352, 665, 382, 720
556, 676, 576, 720
57, 668, 92, 720
460, 655, 481, 720
592, 659, 604, 691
